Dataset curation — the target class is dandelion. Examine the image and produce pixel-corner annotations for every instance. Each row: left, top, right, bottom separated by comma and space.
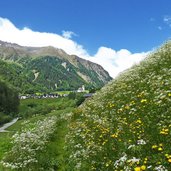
141, 165, 146, 170
158, 147, 163, 151
168, 93, 171, 97
160, 128, 169, 135
140, 99, 147, 103
152, 145, 158, 149
134, 166, 141, 171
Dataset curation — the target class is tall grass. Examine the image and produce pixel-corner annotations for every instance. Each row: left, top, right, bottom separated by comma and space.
66, 42, 171, 170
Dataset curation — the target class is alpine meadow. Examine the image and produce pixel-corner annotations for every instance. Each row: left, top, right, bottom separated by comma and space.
66, 42, 171, 170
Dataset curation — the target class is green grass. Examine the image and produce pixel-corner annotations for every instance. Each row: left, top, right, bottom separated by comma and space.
36, 116, 69, 171
19, 97, 75, 118
0, 133, 12, 160
66, 41, 171, 170
0, 97, 75, 170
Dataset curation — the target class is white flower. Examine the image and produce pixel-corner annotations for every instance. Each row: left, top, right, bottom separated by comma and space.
154, 165, 168, 171
128, 157, 140, 163
137, 139, 146, 145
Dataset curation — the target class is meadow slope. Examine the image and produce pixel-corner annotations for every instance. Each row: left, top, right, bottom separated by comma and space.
66, 42, 171, 170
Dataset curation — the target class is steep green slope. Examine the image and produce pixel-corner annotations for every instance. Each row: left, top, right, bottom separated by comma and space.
0, 59, 35, 90
0, 41, 112, 93
20, 56, 101, 91
66, 42, 171, 170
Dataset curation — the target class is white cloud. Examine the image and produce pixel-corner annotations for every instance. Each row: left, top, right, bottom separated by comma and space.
163, 15, 171, 27
89, 47, 147, 78
62, 30, 77, 39
0, 17, 89, 58
0, 17, 147, 78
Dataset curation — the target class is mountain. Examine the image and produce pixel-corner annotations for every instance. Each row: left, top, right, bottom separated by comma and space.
0, 40, 112, 93
66, 41, 171, 170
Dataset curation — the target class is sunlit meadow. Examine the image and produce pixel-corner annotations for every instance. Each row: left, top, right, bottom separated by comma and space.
66, 42, 171, 171
1, 116, 58, 170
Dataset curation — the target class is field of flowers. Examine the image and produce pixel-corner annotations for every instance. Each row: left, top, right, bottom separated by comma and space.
1, 116, 58, 170
66, 42, 171, 170
0, 96, 78, 170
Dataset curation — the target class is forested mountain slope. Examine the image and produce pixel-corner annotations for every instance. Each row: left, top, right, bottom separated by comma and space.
0, 41, 112, 93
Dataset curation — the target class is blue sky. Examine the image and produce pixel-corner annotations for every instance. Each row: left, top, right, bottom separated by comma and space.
0, 0, 171, 77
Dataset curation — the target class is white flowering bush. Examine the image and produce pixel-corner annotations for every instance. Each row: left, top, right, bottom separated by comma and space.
66, 42, 171, 170
1, 116, 57, 170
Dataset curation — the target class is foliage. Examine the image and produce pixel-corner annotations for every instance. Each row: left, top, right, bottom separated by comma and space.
0, 79, 19, 124
0, 97, 76, 170
19, 97, 75, 118
68, 92, 77, 99
68, 92, 86, 106
75, 94, 86, 106
66, 42, 171, 170
0, 112, 12, 126
0, 54, 111, 93
1, 116, 58, 170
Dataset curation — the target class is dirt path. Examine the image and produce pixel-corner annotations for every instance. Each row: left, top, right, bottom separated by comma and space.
0, 118, 18, 132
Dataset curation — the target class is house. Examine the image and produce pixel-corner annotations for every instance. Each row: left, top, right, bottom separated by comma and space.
19, 95, 28, 99
77, 85, 85, 92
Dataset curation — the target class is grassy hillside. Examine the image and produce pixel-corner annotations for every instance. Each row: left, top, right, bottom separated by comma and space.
66, 42, 171, 170
0, 59, 40, 93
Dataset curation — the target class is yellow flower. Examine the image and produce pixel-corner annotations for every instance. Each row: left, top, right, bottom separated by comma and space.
134, 167, 141, 171
111, 134, 118, 138
102, 141, 106, 145
168, 159, 171, 163
106, 163, 109, 167
141, 99, 147, 103
165, 154, 169, 157
158, 147, 163, 151
136, 119, 142, 124
168, 93, 171, 97
152, 145, 158, 149
160, 128, 169, 135
125, 105, 130, 109
141, 165, 146, 170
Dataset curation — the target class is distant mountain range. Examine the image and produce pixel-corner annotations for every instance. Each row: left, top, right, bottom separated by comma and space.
0, 40, 112, 93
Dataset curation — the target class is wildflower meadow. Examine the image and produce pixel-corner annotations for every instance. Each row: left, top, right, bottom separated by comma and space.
66, 42, 171, 170
1, 116, 58, 170
0, 42, 171, 171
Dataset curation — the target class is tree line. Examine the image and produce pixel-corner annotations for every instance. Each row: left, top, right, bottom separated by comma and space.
0, 80, 19, 125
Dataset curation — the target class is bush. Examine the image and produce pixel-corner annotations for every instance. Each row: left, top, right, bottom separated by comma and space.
0, 80, 19, 114
75, 95, 86, 106
0, 112, 12, 126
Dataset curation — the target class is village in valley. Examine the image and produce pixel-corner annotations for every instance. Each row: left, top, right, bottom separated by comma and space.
19, 85, 94, 99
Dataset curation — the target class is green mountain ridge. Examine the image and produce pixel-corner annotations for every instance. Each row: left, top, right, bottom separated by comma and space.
66, 41, 171, 170
0, 40, 112, 93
